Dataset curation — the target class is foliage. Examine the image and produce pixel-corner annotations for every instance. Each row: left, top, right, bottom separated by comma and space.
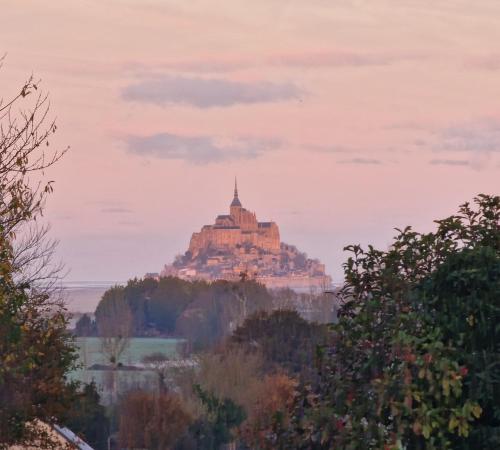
239, 373, 297, 450
196, 347, 264, 410
0, 261, 76, 446
63, 382, 109, 450
275, 195, 499, 449
74, 313, 97, 337
149, 276, 206, 333
118, 390, 192, 450
175, 279, 270, 350
231, 309, 328, 378
94, 276, 274, 350
417, 245, 500, 447
191, 384, 246, 449
0, 64, 75, 446
95, 286, 133, 366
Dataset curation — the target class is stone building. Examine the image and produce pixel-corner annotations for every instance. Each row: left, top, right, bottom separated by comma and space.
188, 179, 280, 256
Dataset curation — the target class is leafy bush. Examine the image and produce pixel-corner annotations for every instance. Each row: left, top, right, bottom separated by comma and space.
276, 195, 499, 449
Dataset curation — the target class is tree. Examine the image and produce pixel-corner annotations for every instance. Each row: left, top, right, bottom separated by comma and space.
191, 384, 246, 450
95, 286, 132, 367
63, 382, 110, 450
231, 309, 328, 378
74, 313, 96, 337
118, 390, 192, 450
239, 374, 296, 450
123, 277, 157, 335
0, 62, 75, 446
175, 279, 273, 351
95, 286, 133, 408
276, 194, 499, 449
416, 244, 500, 447
148, 276, 201, 333
196, 347, 264, 411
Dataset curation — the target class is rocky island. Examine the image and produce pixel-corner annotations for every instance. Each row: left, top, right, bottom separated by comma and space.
161, 180, 331, 290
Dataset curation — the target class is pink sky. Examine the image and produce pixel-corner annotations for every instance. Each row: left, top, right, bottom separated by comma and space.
1, 0, 499, 282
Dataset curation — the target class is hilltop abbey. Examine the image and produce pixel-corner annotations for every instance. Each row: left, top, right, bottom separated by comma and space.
161, 180, 331, 289
188, 180, 280, 256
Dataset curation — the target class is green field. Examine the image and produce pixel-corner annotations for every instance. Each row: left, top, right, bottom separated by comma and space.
71, 337, 184, 401
75, 337, 182, 367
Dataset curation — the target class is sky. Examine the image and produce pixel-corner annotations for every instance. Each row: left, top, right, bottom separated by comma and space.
1, 0, 499, 282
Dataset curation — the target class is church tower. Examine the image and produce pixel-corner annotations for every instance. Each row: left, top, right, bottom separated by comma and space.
230, 177, 242, 220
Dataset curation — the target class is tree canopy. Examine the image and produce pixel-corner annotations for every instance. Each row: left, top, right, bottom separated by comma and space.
274, 194, 499, 450
231, 309, 328, 378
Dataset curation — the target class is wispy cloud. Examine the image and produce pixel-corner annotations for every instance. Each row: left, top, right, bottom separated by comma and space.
124, 59, 252, 75
123, 132, 281, 164
124, 50, 421, 76
337, 158, 382, 165
121, 75, 302, 108
270, 51, 422, 68
429, 159, 470, 166
435, 118, 500, 153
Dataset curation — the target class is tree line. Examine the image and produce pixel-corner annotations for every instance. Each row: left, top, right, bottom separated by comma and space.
76, 276, 335, 351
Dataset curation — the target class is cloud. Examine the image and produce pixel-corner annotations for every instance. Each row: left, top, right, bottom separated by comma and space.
435, 118, 500, 153
271, 51, 421, 68
121, 75, 302, 108
429, 159, 470, 166
337, 158, 381, 165
100, 207, 133, 214
124, 59, 252, 74
124, 50, 421, 77
124, 132, 281, 164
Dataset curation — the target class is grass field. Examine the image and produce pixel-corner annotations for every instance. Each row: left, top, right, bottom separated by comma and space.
71, 337, 184, 401
75, 337, 182, 367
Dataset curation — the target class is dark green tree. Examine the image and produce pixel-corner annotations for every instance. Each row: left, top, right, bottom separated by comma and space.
417, 244, 500, 447
231, 309, 328, 378
276, 195, 499, 450
190, 384, 246, 450
148, 276, 199, 333
63, 382, 110, 450
74, 313, 96, 337
123, 277, 157, 335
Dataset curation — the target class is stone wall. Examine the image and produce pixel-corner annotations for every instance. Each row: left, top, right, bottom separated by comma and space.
188, 221, 280, 256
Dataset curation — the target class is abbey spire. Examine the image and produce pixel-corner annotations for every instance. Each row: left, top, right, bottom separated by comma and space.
230, 177, 242, 208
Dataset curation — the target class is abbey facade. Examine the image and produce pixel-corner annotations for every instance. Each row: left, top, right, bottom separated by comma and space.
188, 180, 280, 256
